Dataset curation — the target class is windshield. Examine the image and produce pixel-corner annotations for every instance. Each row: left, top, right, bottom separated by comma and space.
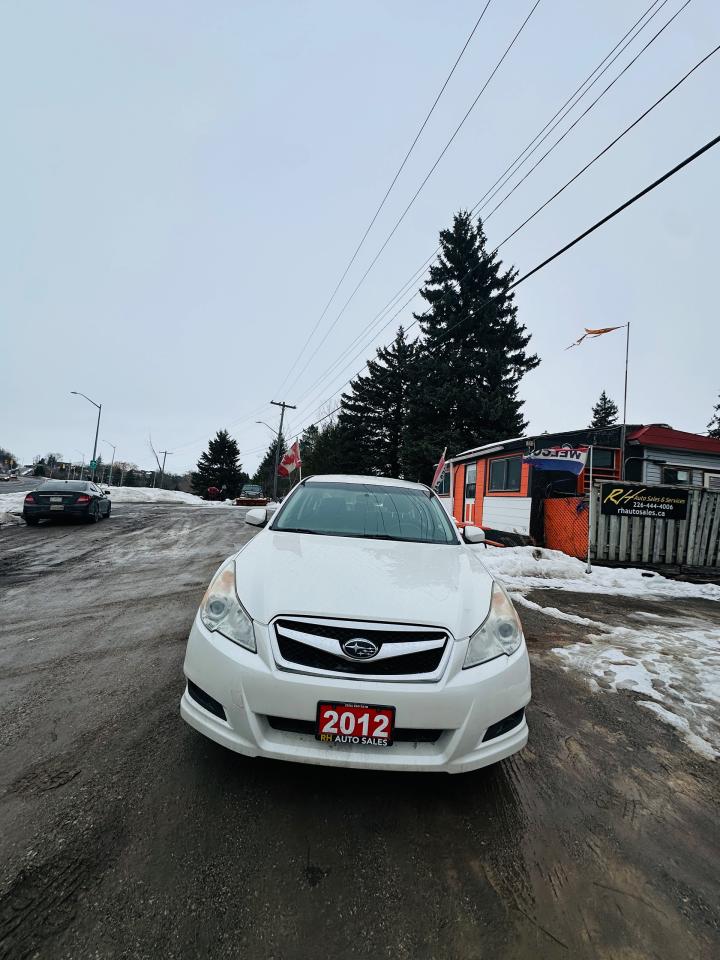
272, 481, 458, 544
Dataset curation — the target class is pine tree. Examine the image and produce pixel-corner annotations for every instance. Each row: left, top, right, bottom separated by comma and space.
403, 212, 539, 482
337, 327, 416, 477
708, 392, 720, 438
589, 390, 619, 428
299, 424, 320, 477
191, 430, 246, 498
252, 433, 286, 497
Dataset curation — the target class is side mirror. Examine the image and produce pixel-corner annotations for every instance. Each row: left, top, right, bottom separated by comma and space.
245, 507, 268, 527
463, 525, 485, 544
103, 489, 111, 496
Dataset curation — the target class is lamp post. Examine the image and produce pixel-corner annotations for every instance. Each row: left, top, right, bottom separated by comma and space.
71, 391, 102, 479
101, 440, 116, 486
73, 449, 86, 481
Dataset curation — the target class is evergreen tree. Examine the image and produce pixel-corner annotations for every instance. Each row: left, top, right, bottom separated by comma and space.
299, 424, 321, 477
708, 392, 720, 438
191, 430, 246, 498
337, 326, 416, 477
403, 212, 539, 482
589, 390, 619, 428
252, 433, 286, 497
123, 469, 137, 487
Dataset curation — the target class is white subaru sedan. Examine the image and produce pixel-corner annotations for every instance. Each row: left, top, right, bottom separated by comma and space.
180, 475, 530, 774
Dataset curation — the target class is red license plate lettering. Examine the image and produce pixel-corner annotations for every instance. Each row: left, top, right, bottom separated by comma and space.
316, 702, 395, 746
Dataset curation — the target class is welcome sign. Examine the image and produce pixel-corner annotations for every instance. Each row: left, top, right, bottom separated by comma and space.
523, 446, 589, 475
600, 483, 689, 520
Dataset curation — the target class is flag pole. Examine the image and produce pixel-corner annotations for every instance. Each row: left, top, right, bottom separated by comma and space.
619, 322, 630, 479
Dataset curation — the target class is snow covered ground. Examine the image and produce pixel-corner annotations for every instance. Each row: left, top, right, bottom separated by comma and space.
479, 546, 720, 759
479, 544, 720, 601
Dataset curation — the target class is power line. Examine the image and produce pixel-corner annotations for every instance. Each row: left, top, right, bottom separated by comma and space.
286, 131, 720, 442
479, 0, 693, 226
289, 33, 712, 428
496, 41, 720, 249
285, 0, 678, 418
282, 0, 544, 400
273, 1, 494, 397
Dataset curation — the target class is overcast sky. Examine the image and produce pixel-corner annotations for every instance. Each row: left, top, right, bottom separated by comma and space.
3, 0, 719, 474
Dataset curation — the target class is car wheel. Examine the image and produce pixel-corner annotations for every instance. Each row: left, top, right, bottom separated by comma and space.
105, 504, 112, 518
87, 504, 100, 523
24, 515, 39, 526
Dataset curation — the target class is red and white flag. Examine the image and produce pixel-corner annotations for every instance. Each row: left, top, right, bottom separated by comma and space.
277, 440, 302, 477
431, 447, 447, 490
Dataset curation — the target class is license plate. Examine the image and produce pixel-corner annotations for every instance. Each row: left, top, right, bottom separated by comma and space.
50, 496, 62, 502
316, 702, 395, 747
50, 504, 64, 511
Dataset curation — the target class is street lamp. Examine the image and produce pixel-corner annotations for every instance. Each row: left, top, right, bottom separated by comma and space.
101, 440, 116, 485
73, 448, 86, 481
71, 391, 102, 479
256, 420, 275, 433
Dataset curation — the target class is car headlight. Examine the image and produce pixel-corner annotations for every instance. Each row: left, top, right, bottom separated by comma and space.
199, 559, 256, 652
463, 581, 523, 669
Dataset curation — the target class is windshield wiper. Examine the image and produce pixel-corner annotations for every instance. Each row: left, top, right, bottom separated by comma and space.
276, 527, 322, 535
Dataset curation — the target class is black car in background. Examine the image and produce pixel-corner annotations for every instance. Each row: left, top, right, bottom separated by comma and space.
23, 481, 111, 525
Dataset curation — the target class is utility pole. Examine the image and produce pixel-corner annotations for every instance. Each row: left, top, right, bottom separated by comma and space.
270, 400, 296, 502
159, 451, 172, 490
619, 321, 631, 480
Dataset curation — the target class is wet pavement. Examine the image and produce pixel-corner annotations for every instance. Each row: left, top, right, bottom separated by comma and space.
0, 505, 718, 959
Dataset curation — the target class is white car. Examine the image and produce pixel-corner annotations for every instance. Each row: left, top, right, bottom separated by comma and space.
181, 475, 531, 774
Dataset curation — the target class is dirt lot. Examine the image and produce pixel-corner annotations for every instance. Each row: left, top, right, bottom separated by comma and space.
0, 506, 718, 959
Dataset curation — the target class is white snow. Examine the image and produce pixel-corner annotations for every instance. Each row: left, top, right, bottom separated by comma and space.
476, 546, 719, 759
479, 545, 720, 601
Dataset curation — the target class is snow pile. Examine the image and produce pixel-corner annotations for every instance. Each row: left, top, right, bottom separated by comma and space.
104, 486, 233, 506
0, 491, 25, 516
479, 545, 720, 601
552, 617, 720, 760
0, 510, 22, 527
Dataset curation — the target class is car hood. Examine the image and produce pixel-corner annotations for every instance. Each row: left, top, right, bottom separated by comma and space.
233, 530, 494, 639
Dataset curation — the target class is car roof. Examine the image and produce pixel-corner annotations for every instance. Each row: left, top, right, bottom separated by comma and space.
304, 474, 427, 490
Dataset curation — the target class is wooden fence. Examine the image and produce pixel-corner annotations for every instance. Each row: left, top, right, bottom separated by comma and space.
590, 483, 720, 567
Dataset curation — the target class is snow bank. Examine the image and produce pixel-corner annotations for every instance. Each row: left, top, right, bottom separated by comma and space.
479, 545, 720, 601
0, 491, 25, 516
104, 485, 234, 506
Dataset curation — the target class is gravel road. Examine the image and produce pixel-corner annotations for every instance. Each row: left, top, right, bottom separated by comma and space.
0, 505, 718, 959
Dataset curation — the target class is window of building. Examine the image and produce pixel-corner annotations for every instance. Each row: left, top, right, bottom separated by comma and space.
436, 466, 450, 497
590, 448, 615, 469
488, 456, 522, 492
465, 464, 477, 500
662, 466, 692, 485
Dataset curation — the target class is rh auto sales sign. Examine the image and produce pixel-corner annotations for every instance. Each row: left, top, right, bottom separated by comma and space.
600, 483, 689, 520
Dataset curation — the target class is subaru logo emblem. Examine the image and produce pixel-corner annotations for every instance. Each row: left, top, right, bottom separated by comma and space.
341, 637, 379, 660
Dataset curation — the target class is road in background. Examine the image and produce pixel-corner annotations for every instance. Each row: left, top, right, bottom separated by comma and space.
0, 505, 717, 959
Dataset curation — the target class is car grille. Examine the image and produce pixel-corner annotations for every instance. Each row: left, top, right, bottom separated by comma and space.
266, 716, 444, 743
272, 617, 450, 682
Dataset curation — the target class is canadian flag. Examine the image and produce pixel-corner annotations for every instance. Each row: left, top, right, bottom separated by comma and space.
277, 440, 302, 477
431, 447, 447, 490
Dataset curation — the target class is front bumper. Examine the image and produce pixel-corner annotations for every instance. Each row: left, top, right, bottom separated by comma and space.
181, 617, 531, 774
